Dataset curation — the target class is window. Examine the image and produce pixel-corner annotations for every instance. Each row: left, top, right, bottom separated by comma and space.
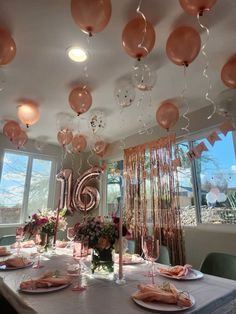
106, 160, 124, 217
105, 131, 236, 226
0, 150, 56, 225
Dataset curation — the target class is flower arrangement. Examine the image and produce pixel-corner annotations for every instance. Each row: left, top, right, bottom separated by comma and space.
74, 216, 127, 249
24, 208, 67, 237
74, 216, 128, 273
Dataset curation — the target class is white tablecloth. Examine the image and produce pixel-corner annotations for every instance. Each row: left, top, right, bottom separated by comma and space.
1, 249, 236, 314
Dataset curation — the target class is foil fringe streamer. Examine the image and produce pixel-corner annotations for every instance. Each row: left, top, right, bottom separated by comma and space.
197, 12, 216, 120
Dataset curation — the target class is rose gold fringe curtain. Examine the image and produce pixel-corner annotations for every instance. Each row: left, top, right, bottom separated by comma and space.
124, 134, 185, 266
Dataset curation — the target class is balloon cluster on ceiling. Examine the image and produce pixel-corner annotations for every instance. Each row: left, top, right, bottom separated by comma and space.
1, 0, 236, 153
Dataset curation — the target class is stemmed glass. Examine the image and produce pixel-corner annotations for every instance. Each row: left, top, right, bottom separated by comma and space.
33, 234, 47, 269
67, 227, 76, 249
16, 226, 24, 256
142, 236, 160, 285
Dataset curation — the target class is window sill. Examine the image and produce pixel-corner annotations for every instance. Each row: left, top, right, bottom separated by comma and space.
184, 224, 236, 234
0, 223, 22, 228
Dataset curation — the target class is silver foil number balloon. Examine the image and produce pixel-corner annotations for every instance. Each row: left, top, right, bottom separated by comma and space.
56, 169, 73, 213
72, 166, 103, 212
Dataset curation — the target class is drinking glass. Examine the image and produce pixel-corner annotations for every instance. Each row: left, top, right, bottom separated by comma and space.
142, 236, 160, 284
67, 227, 76, 248
33, 234, 47, 269
16, 226, 24, 255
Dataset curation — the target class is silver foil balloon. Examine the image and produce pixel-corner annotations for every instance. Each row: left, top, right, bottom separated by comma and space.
56, 169, 73, 213
72, 166, 103, 212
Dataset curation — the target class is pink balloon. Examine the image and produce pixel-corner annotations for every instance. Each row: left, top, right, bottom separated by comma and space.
72, 134, 87, 153
72, 166, 102, 211
122, 17, 156, 60
11, 129, 28, 149
166, 26, 201, 66
93, 140, 107, 156
221, 55, 236, 89
71, 0, 112, 35
57, 129, 73, 146
0, 28, 16, 65
3, 120, 21, 141
69, 86, 92, 116
156, 101, 179, 130
179, 0, 217, 16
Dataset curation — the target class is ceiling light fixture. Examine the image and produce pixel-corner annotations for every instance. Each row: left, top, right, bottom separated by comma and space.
67, 47, 88, 62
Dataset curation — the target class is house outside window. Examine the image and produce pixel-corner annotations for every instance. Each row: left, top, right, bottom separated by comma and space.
0, 150, 56, 225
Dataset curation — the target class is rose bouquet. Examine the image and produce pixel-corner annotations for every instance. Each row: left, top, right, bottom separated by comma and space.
74, 216, 128, 273
24, 208, 67, 237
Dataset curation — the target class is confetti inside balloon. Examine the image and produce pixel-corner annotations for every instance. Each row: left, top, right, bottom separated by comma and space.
114, 82, 135, 108
89, 110, 106, 134
132, 63, 157, 91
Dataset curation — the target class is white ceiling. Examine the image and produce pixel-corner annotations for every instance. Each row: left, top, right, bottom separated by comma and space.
0, 0, 235, 146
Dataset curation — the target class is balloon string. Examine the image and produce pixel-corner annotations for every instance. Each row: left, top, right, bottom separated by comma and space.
60, 146, 66, 170
197, 13, 216, 120
87, 143, 95, 167
136, 0, 148, 55
119, 109, 126, 149
83, 36, 90, 88
181, 65, 190, 132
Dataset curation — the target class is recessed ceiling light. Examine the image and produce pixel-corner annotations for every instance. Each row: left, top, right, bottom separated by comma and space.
67, 47, 87, 62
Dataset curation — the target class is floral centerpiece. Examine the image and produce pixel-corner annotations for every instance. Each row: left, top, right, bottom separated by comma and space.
74, 216, 128, 273
24, 209, 67, 249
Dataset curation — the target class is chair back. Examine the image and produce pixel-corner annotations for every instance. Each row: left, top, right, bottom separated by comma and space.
200, 252, 236, 281
157, 245, 171, 265
0, 235, 16, 246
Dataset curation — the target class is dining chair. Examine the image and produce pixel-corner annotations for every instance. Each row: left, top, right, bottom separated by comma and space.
0, 294, 18, 314
0, 235, 16, 246
157, 245, 171, 265
200, 252, 236, 280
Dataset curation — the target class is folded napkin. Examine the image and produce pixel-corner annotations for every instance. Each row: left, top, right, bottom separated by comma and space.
159, 264, 192, 279
0, 246, 11, 256
114, 253, 143, 264
11, 240, 35, 249
0, 257, 31, 268
20, 272, 72, 290
56, 240, 68, 248
132, 282, 192, 308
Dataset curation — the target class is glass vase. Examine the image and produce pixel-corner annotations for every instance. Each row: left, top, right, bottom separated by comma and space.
91, 247, 114, 276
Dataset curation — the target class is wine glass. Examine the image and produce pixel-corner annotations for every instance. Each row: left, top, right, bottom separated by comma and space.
67, 227, 76, 249
33, 234, 47, 269
142, 236, 160, 285
16, 226, 24, 256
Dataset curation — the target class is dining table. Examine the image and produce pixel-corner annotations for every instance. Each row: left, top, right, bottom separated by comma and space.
0, 247, 236, 314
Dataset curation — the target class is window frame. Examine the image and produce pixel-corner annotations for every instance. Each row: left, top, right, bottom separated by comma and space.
0, 148, 57, 228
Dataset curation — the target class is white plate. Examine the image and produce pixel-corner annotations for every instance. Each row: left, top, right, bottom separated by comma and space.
133, 294, 195, 312
20, 283, 70, 294
157, 268, 203, 281
0, 261, 33, 271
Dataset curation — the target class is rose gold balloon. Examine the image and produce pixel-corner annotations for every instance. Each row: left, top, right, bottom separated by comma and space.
0, 28, 16, 65
166, 26, 201, 66
72, 134, 87, 153
93, 140, 107, 156
179, 0, 217, 16
56, 169, 73, 213
221, 55, 236, 89
122, 17, 156, 60
57, 129, 73, 146
3, 120, 21, 141
72, 166, 102, 211
12, 129, 28, 149
156, 101, 179, 130
17, 101, 40, 127
71, 0, 111, 35
69, 86, 92, 115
